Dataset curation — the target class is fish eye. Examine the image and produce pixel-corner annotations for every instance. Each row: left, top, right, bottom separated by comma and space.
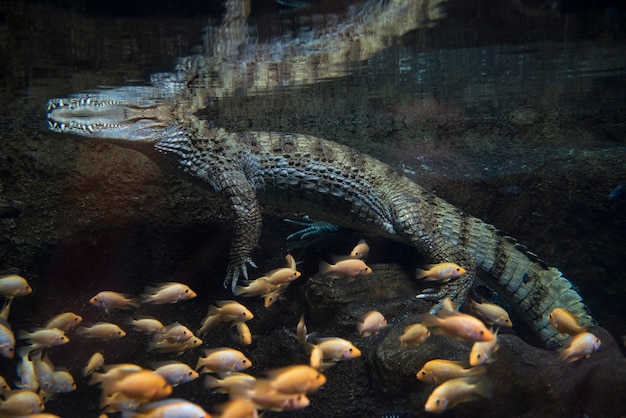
421, 371, 426, 375
184, 289, 189, 293
435, 399, 440, 404
476, 354, 481, 359
479, 330, 484, 335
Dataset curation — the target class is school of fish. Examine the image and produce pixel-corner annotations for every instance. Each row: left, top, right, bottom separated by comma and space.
0, 238, 602, 416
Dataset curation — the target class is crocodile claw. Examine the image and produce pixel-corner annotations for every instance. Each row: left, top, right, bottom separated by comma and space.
224, 258, 258, 293
416, 274, 473, 313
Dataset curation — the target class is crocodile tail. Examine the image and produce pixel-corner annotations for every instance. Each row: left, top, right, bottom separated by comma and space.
435, 200, 593, 348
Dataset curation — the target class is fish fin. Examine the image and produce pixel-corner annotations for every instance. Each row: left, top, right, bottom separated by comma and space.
128, 298, 141, 309
214, 300, 237, 308
318, 261, 332, 275
203, 375, 222, 391
468, 365, 488, 377
15, 329, 32, 340
139, 294, 155, 304
472, 377, 494, 400
285, 253, 297, 270
441, 297, 456, 312
303, 342, 316, 355
420, 314, 440, 328
330, 254, 359, 263
88, 371, 104, 385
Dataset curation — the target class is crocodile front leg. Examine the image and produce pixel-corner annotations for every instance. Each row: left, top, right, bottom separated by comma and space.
217, 169, 262, 291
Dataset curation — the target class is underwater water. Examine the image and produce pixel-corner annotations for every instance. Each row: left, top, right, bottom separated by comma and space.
1, 0, 626, 416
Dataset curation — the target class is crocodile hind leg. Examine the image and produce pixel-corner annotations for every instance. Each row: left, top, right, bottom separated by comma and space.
415, 244, 477, 312
390, 193, 477, 310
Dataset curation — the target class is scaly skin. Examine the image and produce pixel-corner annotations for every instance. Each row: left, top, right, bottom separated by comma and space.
44, 0, 593, 347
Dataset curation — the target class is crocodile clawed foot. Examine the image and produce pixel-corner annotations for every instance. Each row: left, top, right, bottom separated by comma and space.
416, 277, 471, 314
224, 258, 258, 293
284, 216, 340, 240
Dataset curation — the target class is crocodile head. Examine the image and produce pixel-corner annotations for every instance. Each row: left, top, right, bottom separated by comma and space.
46, 86, 176, 145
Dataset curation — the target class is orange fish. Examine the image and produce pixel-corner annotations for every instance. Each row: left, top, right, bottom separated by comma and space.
103, 370, 172, 403
204, 372, 257, 394
424, 376, 493, 413
83, 352, 105, 377
559, 332, 601, 363
0, 389, 44, 415
124, 399, 210, 418
469, 328, 499, 366
318, 259, 372, 278
90, 291, 140, 312
127, 317, 165, 334
548, 307, 585, 336
233, 322, 252, 345
245, 380, 310, 412
264, 284, 288, 307
17, 328, 69, 348
350, 239, 370, 259
416, 263, 466, 282
262, 268, 301, 285
44, 312, 83, 332
266, 365, 326, 394
76, 322, 126, 340
140, 282, 197, 304
399, 323, 431, 348
213, 398, 257, 418
198, 300, 254, 336
196, 348, 252, 374
422, 310, 493, 342
469, 299, 512, 327
309, 344, 324, 370
417, 359, 487, 385
315, 337, 361, 362
0, 274, 32, 298
296, 315, 308, 345
357, 311, 387, 337
234, 277, 278, 297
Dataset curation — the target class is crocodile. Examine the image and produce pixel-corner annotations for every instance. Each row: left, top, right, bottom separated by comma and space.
45, 0, 592, 347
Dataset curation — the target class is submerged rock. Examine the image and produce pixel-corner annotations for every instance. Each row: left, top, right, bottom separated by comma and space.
301, 263, 626, 417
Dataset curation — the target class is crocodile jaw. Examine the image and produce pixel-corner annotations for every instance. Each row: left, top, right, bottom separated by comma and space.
46, 87, 175, 144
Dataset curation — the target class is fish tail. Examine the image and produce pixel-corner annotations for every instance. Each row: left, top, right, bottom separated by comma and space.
467, 365, 488, 378
203, 375, 221, 390
15, 329, 31, 340
416, 268, 427, 279
233, 285, 246, 296
303, 341, 317, 355
419, 314, 439, 328
473, 377, 494, 400
318, 261, 332, 275
139, 294, 155, 304
88, 371, 104, 386
128, 298, 141, 308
